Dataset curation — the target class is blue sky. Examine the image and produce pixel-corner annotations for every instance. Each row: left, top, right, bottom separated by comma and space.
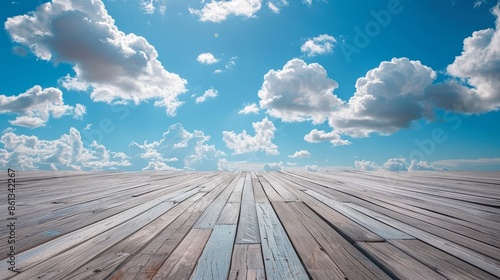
1, 0, 500, 171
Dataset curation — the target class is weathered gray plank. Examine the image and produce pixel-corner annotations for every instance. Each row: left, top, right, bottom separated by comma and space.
255, 202, 308, 280
190, 224, 237, 280
356, 242, 447, 280
304, 189, 413, 240
151, 228, 212, 280
236, 173, 260, 244
217, 202, 241, 224
229, 244, 265, 280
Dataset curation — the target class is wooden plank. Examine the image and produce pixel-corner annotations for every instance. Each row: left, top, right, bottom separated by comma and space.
190, 224, 237, 280
260, 172, 298, 201
217, 202, 241, 224
236, 174, 260, 244
64, 252, 129, 280
304, 189, 413, 240
109, 192, 205, 254
228, 244, 265, 280
268, 172, 385, 243
0, 187, 193, 274
356, 242, 447, 280
348, 202, 500, 278
228, 176, 245, 203
390, 239, 500, 280
252, 178, 268, 203
109, 174, 233, 280
193, 173, 240, 228
272, 201, 348, 279
274, 201, 391, 280
257, 174, 284, 201
255, 202, 308, 280
10, 199, 180, 280
151, 229, 212, 280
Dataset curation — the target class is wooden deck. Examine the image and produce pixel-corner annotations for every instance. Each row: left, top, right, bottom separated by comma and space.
1, 170, 500, 280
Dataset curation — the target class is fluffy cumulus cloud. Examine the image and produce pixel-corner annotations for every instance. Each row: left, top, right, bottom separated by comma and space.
0, 86, 85, 128
382, 157, 408, 171
140, 0, 156, 14
195, 88, 218, 103
0, 128, 130, 170
238, 103, 259, 114
301, 34, 336, 57
427, 5, 500, 114
258, 58, 343, 124
305, 164, 318, 172
354, 160, 379, 171
288, 150, 311, 158
189, 0, 262, 22
304, 129, 351, 146
330, 58, 436, 137
264, 161, 283, 171
5, 0, 187, 116
129, 123, 225, 171
222, 117, 279, 155
197, 52, 220, 65
408, 160, 441, 171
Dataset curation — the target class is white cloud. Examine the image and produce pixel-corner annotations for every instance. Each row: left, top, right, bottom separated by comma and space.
286, 162, 297, 166
268, 2, 279, 13
302, 0, 312, 5
195, 88, 218, 103
264, 161, 283, 171
0, 128, 131, 170
197, 52, 220, 64
222, 117, 279, 155
474, 0, 486, 8
140, 0, 155, 14
142, 160, 178, 171
288, 150, 311, 158
5, 0, 187, 116
382, 157, 408, 171
354, 160, 380, 171
259, 58, 343, 124
189, 0, 263, 22
159, 5, 166, 15
408, 160, 441, 171
428, 5, 500, 114
304, 129, 351, 146
301, 34, 336, 57
83, 124, 92, 131
238, 103, 259, 114
74, 104, 86, 119
214, 57, 237, 74
0, 86, 85, 128
330, 57, 436, 137
305, 164, 318, 172
129, 123, 225, 171
355, 158, 442, 172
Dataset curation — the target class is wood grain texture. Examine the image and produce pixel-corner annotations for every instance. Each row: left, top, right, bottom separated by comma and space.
1, 170, 498, 280
255, 202, 309, 280
190, 224, 237, 280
